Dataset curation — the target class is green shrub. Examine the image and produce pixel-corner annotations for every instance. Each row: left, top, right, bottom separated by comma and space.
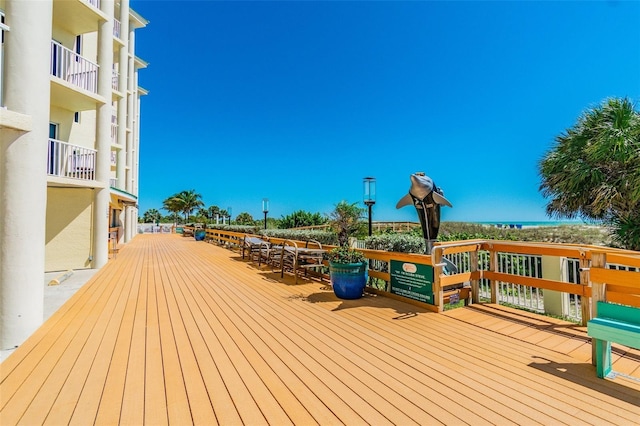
207, 224, 261, 234
259, 229, 338, 245
326, 246, 367, 264
364, 234, 425, 253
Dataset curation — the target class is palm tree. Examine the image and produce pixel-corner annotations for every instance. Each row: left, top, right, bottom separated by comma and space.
539, 97, 640, 249
235, 212, 255, 225
207, 205, 220, 224
219, 209, 229, 225
164, 190, 204, 222
142, 208, 162, 224
162, 196, 183, 223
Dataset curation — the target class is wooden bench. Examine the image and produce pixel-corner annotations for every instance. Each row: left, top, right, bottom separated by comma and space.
587, 301, 640, 378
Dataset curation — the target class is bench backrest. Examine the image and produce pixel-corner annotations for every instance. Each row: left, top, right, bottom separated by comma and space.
596, 301, 640, 325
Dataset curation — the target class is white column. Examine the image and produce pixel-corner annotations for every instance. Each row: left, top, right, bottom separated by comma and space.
133, 73, 141, 196
124, 206, 132, 241
92, 0, 114, 268
126, 28, 135, 194
0, 1, 52, 349
116, 0, 129, 192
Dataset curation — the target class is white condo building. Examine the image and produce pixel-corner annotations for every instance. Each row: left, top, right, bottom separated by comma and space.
0, 0, 147, 349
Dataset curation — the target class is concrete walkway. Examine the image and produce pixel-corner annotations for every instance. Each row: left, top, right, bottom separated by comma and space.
0, 268, 98, 362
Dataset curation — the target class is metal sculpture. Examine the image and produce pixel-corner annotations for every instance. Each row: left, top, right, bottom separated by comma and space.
396, 172, 452, 254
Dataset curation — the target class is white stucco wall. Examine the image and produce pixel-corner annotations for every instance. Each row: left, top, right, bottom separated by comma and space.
45, 187, 93, 271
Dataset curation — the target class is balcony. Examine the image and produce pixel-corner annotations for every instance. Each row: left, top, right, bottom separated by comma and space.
112, 70, 119, 91
109, 177, 117, 187
50, 41, 103, 111
51, 41, 98, 92
110, 150, 117, 166
113, 18, 121, 39
111, 115, 118, 145
52, 0, 107, 35
47, 138, 96, 182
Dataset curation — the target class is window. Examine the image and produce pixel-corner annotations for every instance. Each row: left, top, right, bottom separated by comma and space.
49, 123, 58, 139
74, 111, 80, 123
74, 35, 82, 55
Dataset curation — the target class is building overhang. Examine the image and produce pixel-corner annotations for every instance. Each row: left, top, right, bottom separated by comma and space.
110, 186, 138, 205
129, 8, 148, 29
52, 0, 108, 35
47, 177, 106, 189
50, 79, 106, 112
134, 56, 149, 69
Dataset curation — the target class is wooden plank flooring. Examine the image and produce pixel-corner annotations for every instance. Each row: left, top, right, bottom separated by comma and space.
1, 234, 639, 425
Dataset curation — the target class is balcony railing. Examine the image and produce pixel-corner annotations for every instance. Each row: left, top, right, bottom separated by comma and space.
110, 150, 117, 165
85, 0, 100, 9
109, 177, 117, 187
50, 40, 98, 93
111, 123, 118, 145
47, 138, 96, 181
112, 69, 119, 91
113, 18, 121, 39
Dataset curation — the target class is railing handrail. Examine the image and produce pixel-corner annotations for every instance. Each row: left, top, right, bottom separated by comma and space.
50, 40, 99, 68
48, 137, 97, 154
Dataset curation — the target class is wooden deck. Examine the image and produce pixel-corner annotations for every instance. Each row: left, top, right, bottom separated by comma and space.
1, 234, 639, 425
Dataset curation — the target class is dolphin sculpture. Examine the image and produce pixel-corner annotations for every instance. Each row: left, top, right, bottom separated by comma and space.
396, 172, 452, 254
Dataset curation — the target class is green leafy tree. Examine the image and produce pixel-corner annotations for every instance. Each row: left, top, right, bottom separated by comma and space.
219, 209, 229, 224
162, 196, 183, 223
235, 212, 255, 225
141, 209, 162, 224
163, 211, 181, 223
278, 210, 328, 229
207, 205, 220, 224
328, 201, 366, 247
164, 190, 204, 222
539, 97, 640, 250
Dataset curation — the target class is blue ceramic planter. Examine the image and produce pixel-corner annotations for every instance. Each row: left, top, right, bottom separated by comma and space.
194, 230, 206, 241
329, 261, 367, 299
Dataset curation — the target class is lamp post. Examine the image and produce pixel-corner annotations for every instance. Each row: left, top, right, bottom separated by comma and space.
227, 206, 232, 225
262, 198, 269, 230
363, 177, 376, 236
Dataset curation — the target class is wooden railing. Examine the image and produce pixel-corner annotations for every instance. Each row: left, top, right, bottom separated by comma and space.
184, 227, 640, 322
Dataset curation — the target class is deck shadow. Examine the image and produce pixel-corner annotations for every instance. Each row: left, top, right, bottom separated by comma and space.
529, 356, 640, 407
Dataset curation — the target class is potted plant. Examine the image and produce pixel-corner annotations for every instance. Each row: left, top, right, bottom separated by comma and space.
194, 224, 207, 241
326, 201, 368, 299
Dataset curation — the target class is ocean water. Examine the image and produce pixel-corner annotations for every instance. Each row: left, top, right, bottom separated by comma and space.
477, 221, 589, 228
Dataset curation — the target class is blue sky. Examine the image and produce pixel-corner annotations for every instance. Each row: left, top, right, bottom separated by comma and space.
131, 0, 640, 223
